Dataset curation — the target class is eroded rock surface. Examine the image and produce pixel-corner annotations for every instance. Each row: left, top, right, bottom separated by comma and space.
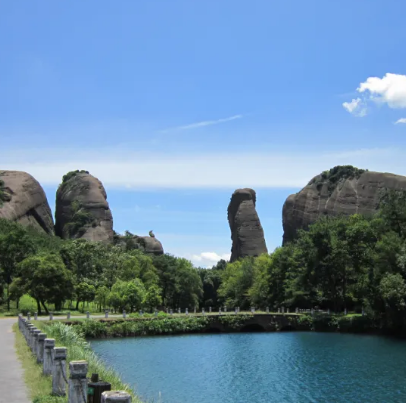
0, 170, 54, 234
282, 166, 406, 244
114, 232, 164, 255
55, 171, 114, 243
228, 188, 268, 262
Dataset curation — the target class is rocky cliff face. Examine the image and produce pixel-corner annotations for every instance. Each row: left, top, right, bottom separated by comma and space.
282, 166, 406, 244
55, 170, 114, 243
0, 170, 54, 234
228, 188, 268, 262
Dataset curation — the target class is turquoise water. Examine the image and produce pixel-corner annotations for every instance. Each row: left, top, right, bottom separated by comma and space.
91, 332, 406, 403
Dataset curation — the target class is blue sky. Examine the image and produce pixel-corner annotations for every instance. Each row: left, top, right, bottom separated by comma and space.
2, 0, 406, 266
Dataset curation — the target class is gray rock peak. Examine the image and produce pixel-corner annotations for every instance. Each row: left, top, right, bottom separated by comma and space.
228, 188, 268, 262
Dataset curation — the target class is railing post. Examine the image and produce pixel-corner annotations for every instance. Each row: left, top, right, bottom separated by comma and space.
37, 333, 46, 363
52, 347, 67, 396
123, 310, 126, 319
194, 307, 196, 314
28, 326, 36, 350
209, 307, 212, 313
185, 308, 188, 316
33, 330, 41, 357
49, 312, 54, 320
105, 310, 109, 319
266, 307, 269, 314
67, 312, 71, 320
86, 311, 90, 319
102, 391, 132, 402
27, 312, 31, 321
34, 312, 38, 320
43, 339, 55, 375
68, 360, 88, 403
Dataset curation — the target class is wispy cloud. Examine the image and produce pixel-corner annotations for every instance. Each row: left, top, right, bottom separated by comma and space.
159, 114, 243, 133
2, 146, 405, 190
395, 118, 406, 125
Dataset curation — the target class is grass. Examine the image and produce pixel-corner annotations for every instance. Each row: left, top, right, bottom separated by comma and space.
13, 322, 65, 403
37, 321, 144, 403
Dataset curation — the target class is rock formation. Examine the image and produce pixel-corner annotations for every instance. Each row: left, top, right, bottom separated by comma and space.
114, 232, 164, 255
0, 170, 54, 234
228, 188, 268, 262
55, 170, 114, 243
282, 165, 406, 244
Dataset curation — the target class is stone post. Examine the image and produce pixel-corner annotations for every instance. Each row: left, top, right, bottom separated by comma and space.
251, 307, 254, 314
37, 333, 46, 363
344, 308, 347, 315
178, 308, 181, 314
49, 312, 53, 320
278, 308, 281, 313
295, 307, 298, 314
266, 307, 269, 314
328, 309, 330, 315
237, 307, 240, 313
86, 311, 90, 319
52, 347, 67, 396
68, 361, 88, 403
170, 309, 173, 316
209, 307, 212, 313
34, 312, 38, 320
155, 310, 158, 317
287, 308, 289, 314
105, 310, 109, 319
123, 310, 126, 319
219, 308, 222, 316
185, 308, 188, 316
311, 309, 314, 316
33, 330, 41, 357
101, 391, 132, 402
67, 312, 71, 319
281, 307, 285, 314
362, 308, 365, 316
194, 307, 196, 314
28, 326, 36, 350
235, 307, 237, 314
202, 308, 205, 316
27, 312, 31, 321
43, 339, 55, 375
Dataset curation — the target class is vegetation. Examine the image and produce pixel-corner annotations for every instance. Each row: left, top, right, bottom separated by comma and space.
3, 180, 406, 336
311, 165, 366, 194
0, 178, 8, 207
64, 200, 96, 238
61, 170, 89, 184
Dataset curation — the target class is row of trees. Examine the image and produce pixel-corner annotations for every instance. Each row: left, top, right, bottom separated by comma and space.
0, 220, 203, 314
2, 188, 406, 332
216, 189, 406, 332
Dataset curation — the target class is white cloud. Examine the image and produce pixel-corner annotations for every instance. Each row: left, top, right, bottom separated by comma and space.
160, 115, 242, 133
395, 118, 406, 124
358, 73, 406, 108
2, 146, 406, 190
344, 73, 406, 117
342, 98, 367, 117
191, 252, 230, 268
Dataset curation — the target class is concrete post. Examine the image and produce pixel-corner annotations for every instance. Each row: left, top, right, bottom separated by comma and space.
251, 307, 254, 313
28, 326, 36, 350
266, 307, 269, 314
362, 308, 365, 316
34, 312, 38, 320
67, 312, 71, 320
209, 307, 212, 313
123, 310, 126, 319
219, 308, 222, 316
170, 309, 173, 316
287, 308, 289, 314
194, 307, 196, 314
102, 391, 132, 402
328, 309, 330, 315
178, 308, 181, 314
43, 339, 55, 375
224, 306, 227, 313
68, 361, 88, 403
344, 308, 347, 315
295, 307, 299, 314
37, 333, 46, 363
281, 307, 285, 314
155, 310, 158, 317
50, 312, 53, 320
202, 308, 205, 316
185, 308, 188, 316
235, 307, 237, 314
86, 311, 90, 319
33, 330, 41, 357
105, 310, 109, 318
311, 309, 314, 316
27, 312, 31, 321
52, 347, 67, 396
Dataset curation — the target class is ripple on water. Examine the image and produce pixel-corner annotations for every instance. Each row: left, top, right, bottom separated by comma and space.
91, 332, 406, 403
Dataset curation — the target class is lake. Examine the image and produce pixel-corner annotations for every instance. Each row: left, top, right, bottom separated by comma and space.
91, 332, 406, 403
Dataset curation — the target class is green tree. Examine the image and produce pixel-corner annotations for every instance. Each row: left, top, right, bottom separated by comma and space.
75, 282, 96, 311
17, 253, 73, 314
0, 220, 36, 310
144, 285, 163, 312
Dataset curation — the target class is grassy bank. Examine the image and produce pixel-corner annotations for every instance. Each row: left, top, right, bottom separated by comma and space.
14, 322, 65, 403
15, 321, 143, 402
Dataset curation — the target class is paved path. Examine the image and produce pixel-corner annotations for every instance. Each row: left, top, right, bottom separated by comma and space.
0, 318, 29, 403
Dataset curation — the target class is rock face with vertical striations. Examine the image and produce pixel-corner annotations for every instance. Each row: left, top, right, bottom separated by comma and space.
55, 170, 114, 243
282, 165, 406, 244
114, 232, 164, 255
228, 188, 268, 262
0, 170, 54, 234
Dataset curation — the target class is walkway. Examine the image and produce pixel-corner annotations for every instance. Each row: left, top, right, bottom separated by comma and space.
0, 318, 29, 403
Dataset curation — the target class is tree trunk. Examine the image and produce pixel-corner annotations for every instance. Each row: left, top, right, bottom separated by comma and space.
36, 298, 42, 315
76, 300, 79, 310
41, 300, 49, 314
16, 298, 20, 309
6, 284, 10, 311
